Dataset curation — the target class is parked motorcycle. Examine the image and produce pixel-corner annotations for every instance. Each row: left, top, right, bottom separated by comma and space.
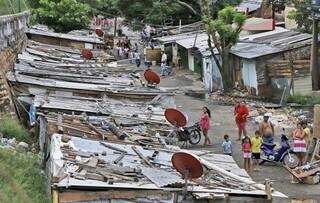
260, 133, 299, 169
166, 122, 201, 147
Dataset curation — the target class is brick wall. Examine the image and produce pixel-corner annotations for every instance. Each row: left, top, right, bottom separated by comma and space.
0, 11, 30, 112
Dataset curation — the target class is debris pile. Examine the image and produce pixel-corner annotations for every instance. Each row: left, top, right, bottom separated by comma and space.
4, 29, 287, 202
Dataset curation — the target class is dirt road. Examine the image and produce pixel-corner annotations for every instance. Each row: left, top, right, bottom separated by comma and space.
158, 70, 320, 202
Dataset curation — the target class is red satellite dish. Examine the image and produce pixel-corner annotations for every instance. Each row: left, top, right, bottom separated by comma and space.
164, 108, 187, 127
81, 49, 93, 60
95, 28, 104, 37
172, 152, 203, 179
144, 69, 160, 85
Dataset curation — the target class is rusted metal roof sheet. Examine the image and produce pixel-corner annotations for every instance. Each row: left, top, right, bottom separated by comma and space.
243, 18, 274, 31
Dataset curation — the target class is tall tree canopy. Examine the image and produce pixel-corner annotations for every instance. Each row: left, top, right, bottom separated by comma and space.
116, 0, 201, 26
32, 0, 91, 32
203, 4, 246, 90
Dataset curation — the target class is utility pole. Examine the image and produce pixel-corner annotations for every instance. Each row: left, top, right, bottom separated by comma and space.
310, 0, 320, 90
311, 18, 319, 90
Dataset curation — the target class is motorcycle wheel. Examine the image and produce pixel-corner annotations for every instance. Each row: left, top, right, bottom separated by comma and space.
283, 153, 299, 169
189, 129, 201, 145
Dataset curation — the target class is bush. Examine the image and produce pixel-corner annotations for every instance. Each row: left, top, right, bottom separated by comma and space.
0, 114, 30, 143
287, 94, 320, 105
0, 149, 49, 203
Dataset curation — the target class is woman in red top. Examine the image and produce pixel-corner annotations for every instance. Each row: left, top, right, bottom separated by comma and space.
234, 101, 249, 140
200, 106, 212, 146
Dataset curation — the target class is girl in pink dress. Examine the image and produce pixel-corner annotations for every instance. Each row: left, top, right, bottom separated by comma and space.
200, 106, 212, 146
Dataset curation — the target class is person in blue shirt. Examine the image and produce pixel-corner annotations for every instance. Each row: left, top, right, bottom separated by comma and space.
222, 134, 232, 156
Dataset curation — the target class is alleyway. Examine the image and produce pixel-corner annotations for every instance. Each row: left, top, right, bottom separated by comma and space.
157, 69, 320, 202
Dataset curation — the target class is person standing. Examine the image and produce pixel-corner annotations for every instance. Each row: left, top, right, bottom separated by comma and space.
234, 101, 249, 140
301, 121, 311, 148
134, 51, 141, 68
160, 51, 168, 76
292, 123, 307, 166
259, 113, 275, 144
222, 134, 232, 156
242, 136, 252, 172
251, 131, 262, 171
200, 106, 212, 146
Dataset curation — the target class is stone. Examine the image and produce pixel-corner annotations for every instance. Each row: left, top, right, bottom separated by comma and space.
7, 138, 17, 147
17, 141, 29, 152
61, 135, 71, 143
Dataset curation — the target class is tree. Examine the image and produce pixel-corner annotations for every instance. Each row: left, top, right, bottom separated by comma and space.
202, 5, 246, 90
287, 0, 312, 33
78, 0, 120, 17
33, 0, 91, 32
116, 0, 201, 26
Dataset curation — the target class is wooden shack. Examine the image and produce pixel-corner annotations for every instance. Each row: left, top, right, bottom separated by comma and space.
230, 27, 312, 99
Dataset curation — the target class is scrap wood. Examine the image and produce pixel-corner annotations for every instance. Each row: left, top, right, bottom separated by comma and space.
100, 142, 127, 154
99, 171, 136, 181
183, 151, 266, 191
86, 121, 106, 140
113, 153, 125, 164
58, 123, 98, 136
131, 146, 154, 168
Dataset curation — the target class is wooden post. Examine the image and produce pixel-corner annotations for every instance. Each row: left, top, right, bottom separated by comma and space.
313, 105, 320, 139
311, 19, 319, 90
114, 17, 117, 37
311, 105, 320, 162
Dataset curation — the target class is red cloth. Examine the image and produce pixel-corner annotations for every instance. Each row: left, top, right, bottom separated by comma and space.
235, 104, 249, 123
199, 113, 210, 131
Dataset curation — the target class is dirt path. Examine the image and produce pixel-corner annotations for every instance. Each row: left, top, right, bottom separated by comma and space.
158, 70, 320, 202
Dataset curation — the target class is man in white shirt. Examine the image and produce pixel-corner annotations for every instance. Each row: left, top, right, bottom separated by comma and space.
160, 51, 167, 76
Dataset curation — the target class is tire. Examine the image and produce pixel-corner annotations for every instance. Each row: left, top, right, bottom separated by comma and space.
189, 129, 201, 145
283, 153, 299, 169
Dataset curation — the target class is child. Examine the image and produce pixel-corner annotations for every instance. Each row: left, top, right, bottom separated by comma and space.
242, 136, 252, 172
222, 134, 232, 156
251, 130, 262, 171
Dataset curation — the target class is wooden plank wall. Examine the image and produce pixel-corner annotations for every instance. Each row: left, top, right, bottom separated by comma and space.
266, 59, 310, 78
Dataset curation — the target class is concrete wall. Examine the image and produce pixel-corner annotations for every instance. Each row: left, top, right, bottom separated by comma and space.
0, 11, 30, 112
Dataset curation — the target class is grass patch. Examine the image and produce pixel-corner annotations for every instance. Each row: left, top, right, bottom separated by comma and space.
287, 94, 320, 105
0, 114, 30, 143
0, 149, 49, 203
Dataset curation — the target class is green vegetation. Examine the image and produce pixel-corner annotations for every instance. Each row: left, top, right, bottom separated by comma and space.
0, 0, 29, 15
287, 94, 320, 105
0, 149, 49, 203
0, 114, 30, 143
287, 0, 312, 33
203, 4, 246, 91
32, 0, 91, 32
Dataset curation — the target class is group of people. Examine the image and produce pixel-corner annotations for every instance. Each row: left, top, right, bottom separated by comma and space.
197, 101, 312, 173
116, 37, 132, 59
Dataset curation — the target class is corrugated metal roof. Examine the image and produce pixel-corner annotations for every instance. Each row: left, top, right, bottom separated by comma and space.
156, 32, 219, 56
231, 28, 312, 59
236, 0, 263, 13
27, 28, 104, 44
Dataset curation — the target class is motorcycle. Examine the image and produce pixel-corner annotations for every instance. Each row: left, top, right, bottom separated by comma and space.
166, 122, 201, 147
260, 133, 299, 169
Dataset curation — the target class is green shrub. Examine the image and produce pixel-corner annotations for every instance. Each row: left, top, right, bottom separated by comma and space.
287, 94, 320, 105
0, 114, 30, 143
0, 149, 49, 203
